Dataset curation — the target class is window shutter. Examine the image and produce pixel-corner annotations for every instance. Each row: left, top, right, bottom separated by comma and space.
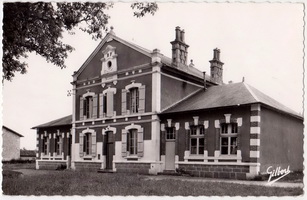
121, 130, 127, 157
99, 93, 104, 118
79, 97, 84, 120
138, 85, 146, 113
46, 138, 50, 155
92, 95, 98, 119
185, 130, 190, 151
106, 91, 114, 117
91, 132, 96, 157
237, 127, 241, 150
121, 89, 127, 115
126, 91, 131, 114
137, 128, 144, 157
79, 133, 84, 157
59, 137, 63, 155
215, 128, 220, 150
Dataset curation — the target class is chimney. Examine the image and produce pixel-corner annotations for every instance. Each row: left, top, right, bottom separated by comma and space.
203, 71, 207, 90
210, 48, 224, 85
171, 27, 189, 67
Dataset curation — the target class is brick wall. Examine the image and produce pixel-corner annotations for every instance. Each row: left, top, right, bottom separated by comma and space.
178, 164, 249, 180
74, 162, 102, 172
115, 163, 150, 174
37, 161, 67, 170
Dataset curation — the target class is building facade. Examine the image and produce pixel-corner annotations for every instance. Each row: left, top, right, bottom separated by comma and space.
2, 126, 23, 161
33, 27, 303, 179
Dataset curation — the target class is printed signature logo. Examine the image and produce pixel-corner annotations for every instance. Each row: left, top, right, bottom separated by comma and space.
266, 166, 291, 185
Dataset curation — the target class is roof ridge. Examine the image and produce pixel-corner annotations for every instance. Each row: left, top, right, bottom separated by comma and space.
160, 88, 203, 113
243, 82, 260, 102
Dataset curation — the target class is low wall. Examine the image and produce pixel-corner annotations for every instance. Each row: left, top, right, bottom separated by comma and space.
115, 163, 151, 174
178, 164, 249, 180
74, 161, 102, 172
37, 160, 67, 170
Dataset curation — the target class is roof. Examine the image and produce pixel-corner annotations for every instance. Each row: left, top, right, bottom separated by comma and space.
32, 115, 72, 129
162, 82, 302, 119
73, 31, 210, 82
2, 126, 23, 137
20, 150, 36, 157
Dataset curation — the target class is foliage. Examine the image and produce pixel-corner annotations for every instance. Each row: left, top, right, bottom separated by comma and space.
3, 2, 158, 81
131, 2, 158, 18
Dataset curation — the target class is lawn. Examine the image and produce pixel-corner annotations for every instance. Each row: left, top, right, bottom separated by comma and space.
2, 164, 304, 196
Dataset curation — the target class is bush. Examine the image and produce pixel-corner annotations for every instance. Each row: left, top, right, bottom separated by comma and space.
2, 159, 35, 164
56, 164, 67, 170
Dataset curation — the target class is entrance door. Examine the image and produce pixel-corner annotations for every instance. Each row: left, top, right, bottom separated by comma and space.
165, 127, 176, 170
106, 131, 114, 170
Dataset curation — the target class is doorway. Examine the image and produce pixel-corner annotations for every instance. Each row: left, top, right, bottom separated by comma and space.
105, 131, 114, 170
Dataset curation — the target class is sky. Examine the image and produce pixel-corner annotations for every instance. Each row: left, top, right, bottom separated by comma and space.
2, 2, 305, 150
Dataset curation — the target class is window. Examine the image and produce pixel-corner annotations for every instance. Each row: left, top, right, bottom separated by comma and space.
103, 95, 107, 116
83, 133, 91, 155
220, 123, 238, 155
166, 127, 176, 140
127, 129, 138, 155
190, 126, 204, 155
54, 135, 61, 155
42, 136, 48, 155
83, 96, 93, 119
130, 88, 139, 113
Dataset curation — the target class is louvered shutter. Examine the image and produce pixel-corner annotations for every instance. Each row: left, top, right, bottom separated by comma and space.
126, 91, 131, 114
138, 85, 146, 113
59, 137, 62, 155
121, 130, 127, 157
93, 94, 98, 119
79, 133, 84, 157
99, 93, 104, 118
46, 138, 50, 155
91, 132, 96, 157
185, 129, 190, 151
237, 127, 240, 150
79, 97, 84, 120
106, 92, 114, 117
215, 128, 220, 150
137, 128, 144, 157
121, 89, 127, 115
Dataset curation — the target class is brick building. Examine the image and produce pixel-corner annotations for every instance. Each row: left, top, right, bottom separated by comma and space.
33, 27, 303, 179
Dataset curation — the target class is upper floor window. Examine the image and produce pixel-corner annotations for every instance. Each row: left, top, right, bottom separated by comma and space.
220, 123, 238, 155
83, 96, 93, 119
190, 125, 204, 155
80, 93, 98, 120
130, 87, 139, 113
122, 84, 145, 115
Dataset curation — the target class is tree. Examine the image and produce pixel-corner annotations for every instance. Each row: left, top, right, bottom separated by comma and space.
3, 2, 158, 81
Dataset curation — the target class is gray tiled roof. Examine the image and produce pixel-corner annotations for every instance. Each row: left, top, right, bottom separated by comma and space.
32, 115, 72, 129
162, 82, 302, 118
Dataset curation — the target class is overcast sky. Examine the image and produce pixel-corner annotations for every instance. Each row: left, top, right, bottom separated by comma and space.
2, 2, 304, 150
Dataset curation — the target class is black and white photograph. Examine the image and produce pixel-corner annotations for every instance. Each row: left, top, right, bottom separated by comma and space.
1, 1, 305, 197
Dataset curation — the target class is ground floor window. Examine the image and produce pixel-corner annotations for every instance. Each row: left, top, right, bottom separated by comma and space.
83, 133, 91, 155
54, 135, 62, 155
42, 136, 49, 155
127, 129, 138, 155
220, 123, 238, 155
190, 125, 205, 155
166, 127, 176, 140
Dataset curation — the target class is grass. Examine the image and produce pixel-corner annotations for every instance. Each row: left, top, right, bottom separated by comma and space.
2, 163, 304, 196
